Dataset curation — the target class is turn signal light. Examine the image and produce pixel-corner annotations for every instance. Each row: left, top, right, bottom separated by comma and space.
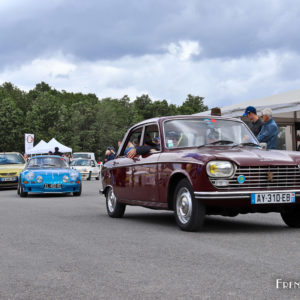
24, 181, 28, 184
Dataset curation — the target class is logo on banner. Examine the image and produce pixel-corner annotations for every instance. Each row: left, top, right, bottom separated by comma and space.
26, 135, 34, 143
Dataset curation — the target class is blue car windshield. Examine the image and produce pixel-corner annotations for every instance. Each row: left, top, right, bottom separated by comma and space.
27, 157, 68, 168
0, 153, 25, 165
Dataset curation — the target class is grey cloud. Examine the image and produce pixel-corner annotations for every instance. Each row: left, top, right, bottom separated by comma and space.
1, 0, 300, 70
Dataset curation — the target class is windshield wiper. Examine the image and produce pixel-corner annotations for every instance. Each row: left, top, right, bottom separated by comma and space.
235, 142, 260, 148
43, 164, 58, 167
198, 140, 237, 148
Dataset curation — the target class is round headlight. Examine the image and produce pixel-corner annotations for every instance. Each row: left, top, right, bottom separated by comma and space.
63, 175, 69, 183
36, 176, 43, 183
206, 161, 234, 177
70, 171, 78, 180
25, 171, 35, 181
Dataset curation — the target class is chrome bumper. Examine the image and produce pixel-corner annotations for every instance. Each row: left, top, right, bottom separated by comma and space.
194, 190, 300, 200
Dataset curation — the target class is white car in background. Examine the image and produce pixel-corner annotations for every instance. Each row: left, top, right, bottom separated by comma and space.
73, 152, 96, 161
70, 158, 100, 180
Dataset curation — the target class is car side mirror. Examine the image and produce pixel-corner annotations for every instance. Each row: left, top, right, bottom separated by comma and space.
259, 142, 267, 150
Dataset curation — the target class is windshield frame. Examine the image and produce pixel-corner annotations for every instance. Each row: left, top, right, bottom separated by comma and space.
162, 117, 258, 150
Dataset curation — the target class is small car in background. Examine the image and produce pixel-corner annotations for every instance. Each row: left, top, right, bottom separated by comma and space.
70, 158, 100, 180
0, 152, 26, 188
18, 155, 81, 197
101, 115, 300, 231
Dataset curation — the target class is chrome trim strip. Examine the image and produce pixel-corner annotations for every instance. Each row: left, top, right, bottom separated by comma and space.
194, 190, 300, 200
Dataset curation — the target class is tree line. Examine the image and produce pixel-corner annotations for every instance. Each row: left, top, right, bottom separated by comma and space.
0, 82, 208, 159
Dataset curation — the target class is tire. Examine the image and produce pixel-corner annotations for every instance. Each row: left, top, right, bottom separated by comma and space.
87, 172, 92, 181
73, 183, 82, 196
19, 183, 28, 198
281, 208, 300, 228
173, 178, 205, 231
96, 173, 100, 180
106, 187, 126, 218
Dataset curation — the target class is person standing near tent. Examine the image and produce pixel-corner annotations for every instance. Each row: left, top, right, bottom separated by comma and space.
257, 108, 278, 149
54, 147, 62, 156
242, 106, 263, 137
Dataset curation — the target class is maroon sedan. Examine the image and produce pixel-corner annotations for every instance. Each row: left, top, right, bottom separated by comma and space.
101, 115, 300, 231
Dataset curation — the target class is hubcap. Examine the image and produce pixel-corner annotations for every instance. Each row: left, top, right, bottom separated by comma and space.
107, 188, 116, 212
176, 187, 192, 224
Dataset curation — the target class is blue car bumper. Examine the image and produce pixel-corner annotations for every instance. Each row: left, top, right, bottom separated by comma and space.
22, 182, 81, 193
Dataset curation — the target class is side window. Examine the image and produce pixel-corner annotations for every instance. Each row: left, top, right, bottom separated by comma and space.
120, 127, 143, 156
144, 124, 160, 151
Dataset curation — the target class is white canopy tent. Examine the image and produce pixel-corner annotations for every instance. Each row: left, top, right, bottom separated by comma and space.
26, 140, 48, 154
196, 89, 300, 119
27, 138, 72, 154
46, 138, 72, 153
196, 89, 300, 151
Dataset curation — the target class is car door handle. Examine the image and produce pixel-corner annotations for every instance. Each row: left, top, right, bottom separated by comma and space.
133, 157, 140, 162
113, 161, 119, 166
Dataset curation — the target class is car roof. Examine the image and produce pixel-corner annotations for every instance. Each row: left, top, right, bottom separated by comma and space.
131, 115, 243, 128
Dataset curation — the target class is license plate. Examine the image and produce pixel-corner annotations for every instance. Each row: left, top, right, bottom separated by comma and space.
1, 177, 17, 182
44, 184, 62, 188
251, 192, 296, 204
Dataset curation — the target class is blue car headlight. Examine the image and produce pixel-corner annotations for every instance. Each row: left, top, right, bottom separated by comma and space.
36, 176, 43, 183
70, 171, 78, 181
25, 171, 35, 181
63, 175, 69, 183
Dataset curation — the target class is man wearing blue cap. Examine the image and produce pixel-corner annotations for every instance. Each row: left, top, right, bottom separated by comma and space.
243, 106, 263, 136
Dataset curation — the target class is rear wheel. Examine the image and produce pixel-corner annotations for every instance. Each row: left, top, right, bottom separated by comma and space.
96, 172, 100, 180
281, 208, 300, 228
106, 187, 126, 218
174, 178, 205, 231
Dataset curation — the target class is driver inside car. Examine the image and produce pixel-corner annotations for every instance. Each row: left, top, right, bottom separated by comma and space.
127, 134, 160, 158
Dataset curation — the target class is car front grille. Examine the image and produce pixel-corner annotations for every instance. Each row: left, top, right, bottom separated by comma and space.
210, 165, 300, 190
0, 172, 17, 176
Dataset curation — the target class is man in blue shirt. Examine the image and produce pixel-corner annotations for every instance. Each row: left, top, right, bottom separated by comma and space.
257, 108, 278, 149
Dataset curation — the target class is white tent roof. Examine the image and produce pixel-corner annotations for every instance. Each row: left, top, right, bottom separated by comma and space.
27, 140, 48, 154
196, 89, 300, 118
28, 138, 72, 154
46, 138, 72, 153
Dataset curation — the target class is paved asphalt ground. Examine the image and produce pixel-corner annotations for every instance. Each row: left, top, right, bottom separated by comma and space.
0, 180, 299, 300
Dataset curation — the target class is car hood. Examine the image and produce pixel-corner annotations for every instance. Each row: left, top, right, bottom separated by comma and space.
0, 164, 25, 173
22, 168, 80, 179
179, 146, 300, 166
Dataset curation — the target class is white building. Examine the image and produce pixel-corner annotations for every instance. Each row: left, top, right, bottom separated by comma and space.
197, 89, 300, 151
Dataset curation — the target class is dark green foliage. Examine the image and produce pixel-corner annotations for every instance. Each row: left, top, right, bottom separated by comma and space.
0, 82, 208, 159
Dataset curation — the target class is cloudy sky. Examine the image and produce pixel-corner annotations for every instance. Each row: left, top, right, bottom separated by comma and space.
1, 0, 300, 107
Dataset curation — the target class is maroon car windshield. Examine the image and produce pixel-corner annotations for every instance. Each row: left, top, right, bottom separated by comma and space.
163, 118, 258, 149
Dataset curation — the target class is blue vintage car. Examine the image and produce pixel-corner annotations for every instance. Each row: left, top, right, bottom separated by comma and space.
18, 155, 81, 197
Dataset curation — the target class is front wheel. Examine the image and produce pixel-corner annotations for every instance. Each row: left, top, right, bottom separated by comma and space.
174, 179, 205, 231
281, 208, 300, 228
106, 187, 126, 218
73, 183, 82, 196
19, 183, 28, 198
